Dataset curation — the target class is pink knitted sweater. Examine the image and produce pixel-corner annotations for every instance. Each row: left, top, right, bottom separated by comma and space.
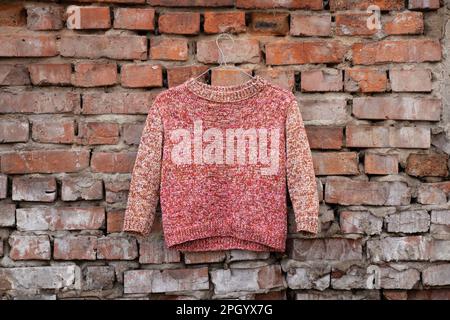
122, 75, 320, 252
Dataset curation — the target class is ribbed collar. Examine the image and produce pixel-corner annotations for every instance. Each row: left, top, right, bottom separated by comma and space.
184, 75, 267, 103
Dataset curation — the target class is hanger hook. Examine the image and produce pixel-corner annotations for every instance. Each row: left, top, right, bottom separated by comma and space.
215, 33, 234, 67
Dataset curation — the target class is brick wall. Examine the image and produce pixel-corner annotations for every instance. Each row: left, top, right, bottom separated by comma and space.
0, 0, 449, 300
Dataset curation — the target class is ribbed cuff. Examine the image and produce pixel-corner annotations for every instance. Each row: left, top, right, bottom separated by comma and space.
295, 214, 319, 234
122, 217, 152, 237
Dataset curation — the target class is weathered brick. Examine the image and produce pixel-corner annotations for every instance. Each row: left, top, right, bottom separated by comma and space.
84, 266, 115, 290
204, 11, 246, 34
290, 13, 331, 36
430, 240, 450, 261
325, 177, 410, 206
386, 210, 430, 233
0, 175, 7, 199
336, 12, 376, 36
408, 0, 440, 9
408, 289, 450, 300
378, 267, 420, 290
0, 35, 57, 57
149, 0, 233, 6
12, 176, 56, 202
28, 63, 72, 86
298, 97, 348, 125
0, 119, 29, 142
0, 91, 79, 114
249, 12, 289, 35
312, 152, 358, 175
352, 40, 441, 65
54, 236, 97, 260
423, 265, 450, 286
286, 265, 330, 290
197, 39, 260, 64
105, 180, 130, 204
211, 68, 254, 86
301, 69, 343, 92
383, 11, 423, 35
150, 37, 188, 61
122, 123, 144, 145
353, 97, 441, 121
31, 119, 76, 144
60, 35, 147, 60
66, 6, 110, 30
364, 153, 398, 175
77, 122, 120, 145
97, 237, 138, 260
166, 65, 209, 88
159, 12, 200, 35
0, 64, 30, 86
305, 126, 343, 150
330, 0, 404, 10
339, 211, 383, 235
289, 238, 363, 261
72, 63, 117, 87
26, 4, 63, 30
406, 153, 448, 177
82, 91, 159, 114
236, 0, 323, 9
0, 3, 26, 27
390, 68, 432, 92
16, 206, 105, 231
121, 64, 163, 88
417, 184, 447, 205
0, 203, 15, 227
124, 267, 209, 294
107, 210, 124, 233
113, 8, 155, 30
254, 69, 295, 91
344, 68, 387, 93
367, 236, 431, 262
346, 126, 430, 149
91, 152, 136, 173
139, 237, 181, 264
184, 251, 227, 264
61, 176, 103, 201
228, 250, 270, 261
9, 234, 51, 260
295, 290, 380, 300
266, 40, 346, 65
431, 210, 450, 239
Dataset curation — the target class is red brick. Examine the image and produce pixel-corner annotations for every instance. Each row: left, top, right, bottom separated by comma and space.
0, 64, 30, 86
289, 238, 363, 261
0, 4, 26, 27
139, 238, 181, 264
121, 64, 163, 88
211, 68, 254, 86
409, 0, 440, 9
150, 37, 188, 61
82, 91, 160, 114
149, 0, 233, 6
346, 126, 430, 149
26, 4, 64, 30
91, 152, 136, 173
97, 237, 138, 260
16, 206, 105, 231
0, 176, 8, 200
0, 35, 57, 57
113, 8, 155, 30
197, 39, 260, 64
105, 180, 130, 204
330, 0, 404, 10
301, 69, 343, 92
0, 91, 79, 114
236, 0, 323, 9
312, 152, 359, 175
255, 69, 295, 91
60, 35, 147, 60
77, 122, 120, 145
184, 251, 227, 264
159, 12, 200, 35
122, 123, 144, 145
344, 68, 387, 93
0, 203, 15, 225
305, 126, 343, 150
353, 97, 441, 121
72, 63, 117, 87
54, 236, 97, 260
417, 184, 447, 205
249, 12, 289, 35
364, 153, 399, 175
336, 12, 376, 36
0, 119, 29, 142
12, 176, 57, 202
66, 5, 110, 30
406, 153, 449, 177
266, 40, 347, 65
61, 177, 103, 201
166, 65, 209, 88
28, 63, 72, 86
9, 234, 51, 260
383, 12, 423, 35
290, 13, 331, 37
32, 119, 76, 144
107, 211, 124, 233
204, 11, 246, 34
352, 40, 441, 65
390, 68, 432, 92
1, 150, 89, 174
298, 97, 348, 124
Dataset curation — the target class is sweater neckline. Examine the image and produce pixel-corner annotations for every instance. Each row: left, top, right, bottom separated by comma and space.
184, 75, 267, 103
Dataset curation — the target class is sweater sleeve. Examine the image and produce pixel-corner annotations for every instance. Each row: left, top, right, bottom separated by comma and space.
285, 97, 320, 234
122, 99, 164, 237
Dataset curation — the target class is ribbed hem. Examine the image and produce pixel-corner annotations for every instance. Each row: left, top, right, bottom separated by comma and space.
164, 221, 287, 252
295, 214, 319, 234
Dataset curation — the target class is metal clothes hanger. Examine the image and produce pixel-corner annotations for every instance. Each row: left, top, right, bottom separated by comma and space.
190, 33, 256, 83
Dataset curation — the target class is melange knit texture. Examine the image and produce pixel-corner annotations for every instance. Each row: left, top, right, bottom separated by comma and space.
122, 75, 320, 252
